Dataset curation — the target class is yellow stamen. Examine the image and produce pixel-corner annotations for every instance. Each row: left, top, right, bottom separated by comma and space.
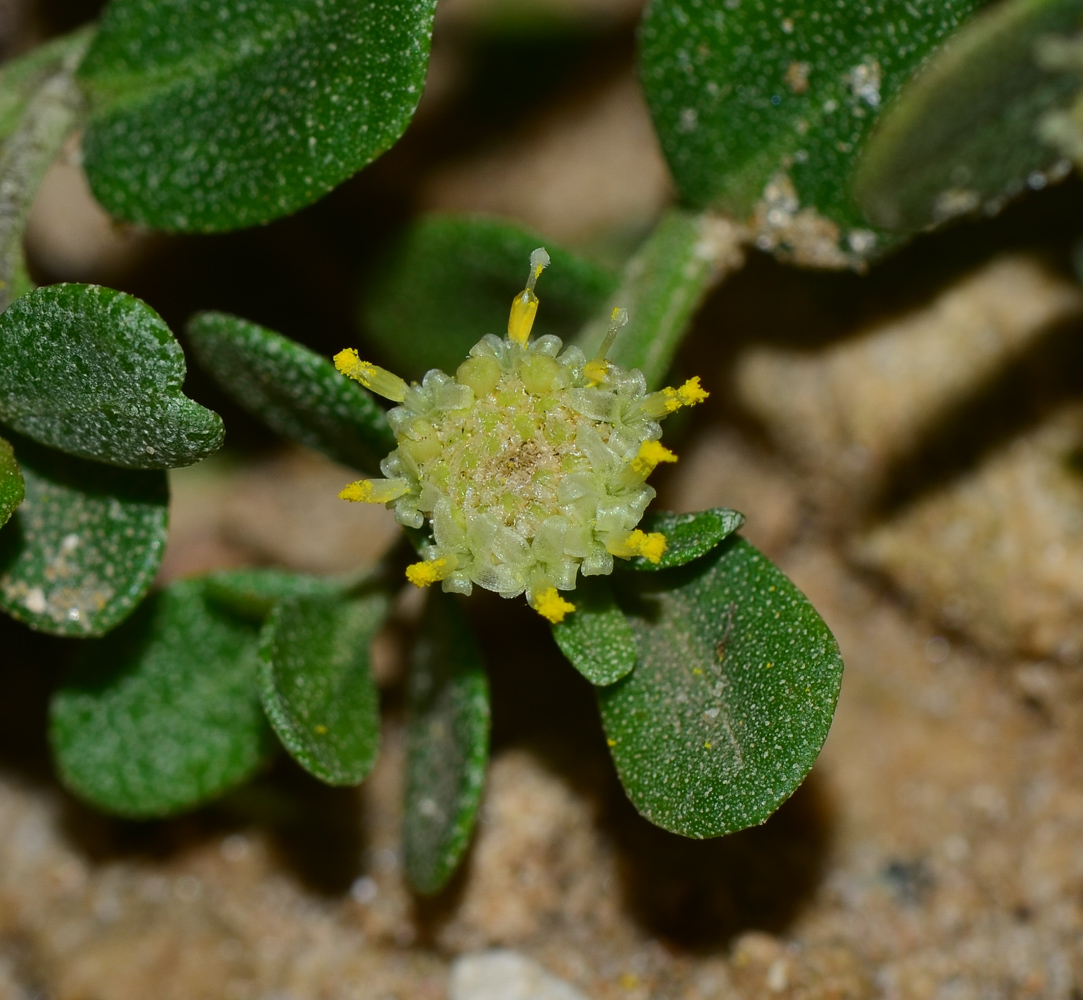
584, 306, 629, 386
534, 586, 576, 623
626, 529, 668, 564
508, 247, 550, 345
405, 558, 450, 588
661, 376, 709, 412
630, 439, 677, 476
339, 478, 410, 503
334, 349, 408, 402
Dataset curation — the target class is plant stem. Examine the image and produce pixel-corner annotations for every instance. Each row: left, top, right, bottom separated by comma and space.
577, 209, 747, 390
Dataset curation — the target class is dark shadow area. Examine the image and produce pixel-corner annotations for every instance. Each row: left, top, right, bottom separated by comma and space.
57, 754, 367, 896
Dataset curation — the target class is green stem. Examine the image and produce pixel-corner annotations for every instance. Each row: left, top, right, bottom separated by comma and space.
576, 209, 747, 390
0, 27, 94, 312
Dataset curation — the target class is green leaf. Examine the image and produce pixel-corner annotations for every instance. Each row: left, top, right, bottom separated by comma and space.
585, 210, 741, 390
0, 435, 23, 528
639, 0, 983, 262
203, 566, 351, 622
620, 507, 745, 572
49, 579, 268, 817
78, 0, 439, 232
550, 577, 636, 686
0, 284, 224, 469
599, 537, 843, 838
0, 27, 92, 312
362, 214, 617, 381
854, 0, 1083, 234
0, 433, 167, 637
258, 591, 389, 786
404, 590, 490, 895
187, 312, 394, 473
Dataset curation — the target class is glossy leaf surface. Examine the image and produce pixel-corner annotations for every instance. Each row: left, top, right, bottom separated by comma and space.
855, 0, 1083, 233
621, 507, 745, 572
0, 434, 167, 636
79, 0, 438, 232
0, 284, 223, 468
50, 580, 268, 816
600, 538, 843, 838
640, 0, 982, 258
258, 592, 388, 785
0, 436, 23, 528
404, 590, 490, 895
362, 214, 617, 380
187, 312, 394, 473
551, 577, 636, 686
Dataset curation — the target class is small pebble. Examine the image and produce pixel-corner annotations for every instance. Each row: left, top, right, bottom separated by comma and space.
449, 950, 591, 1000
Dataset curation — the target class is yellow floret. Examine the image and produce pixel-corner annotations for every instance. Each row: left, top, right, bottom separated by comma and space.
333, 349, 408, 402
406, 558, 449, 588
534, 587, 576, 623
630, 439, 678, 476
625, 529, 668, 564
339, 478, 409, 504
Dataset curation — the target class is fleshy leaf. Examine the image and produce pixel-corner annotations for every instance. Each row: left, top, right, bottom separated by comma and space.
78, 0, 439, 232
0, 433, 167, 637
362, 214, 617, 380
620, 507, 745, 572
550, 577, 636, 686
187, 312, 395, 473
0, 27, 92, 312
599, 537, 843, 838
0, 284, 224, 469
639, 0, 983, 263
203, 566, 352, 622
49, 579, 269, 817
854, 0, 1083, 234
404, 590, 490, 895
258, 592, 389, 786
0, 435, 23, 528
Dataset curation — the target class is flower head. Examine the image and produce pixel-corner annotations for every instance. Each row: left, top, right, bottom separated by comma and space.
335, 249, 707, 622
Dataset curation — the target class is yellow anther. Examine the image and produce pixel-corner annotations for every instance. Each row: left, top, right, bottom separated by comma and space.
334, 348, 408, 402
508, 247, 550, 345
584, 306, 628, 385
405, 558, 449, 588
339, 478, 409, 504
661, 376, 709, 413
625, 529, 668, 564
534, 587, 576, 623
630, 439, 677, 476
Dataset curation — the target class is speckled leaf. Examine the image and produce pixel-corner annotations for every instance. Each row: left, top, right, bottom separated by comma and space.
854, 0, 1083, 234
551, 577, 636, 686
0, 284, 223, 468
0, 28, 92, 312
620, 507, 745, 572
78, 0, 438, 232
0, 433, 167, 637
50, 579, 269, 817
0, 436, 23, 528
258, 591, 389, 786
404, 590, 490, 895
600, 537, 843, 838
187, 312, 394, 473
203, 566, 351, 622
362, 214, 617, 381
639, 0, 983, 262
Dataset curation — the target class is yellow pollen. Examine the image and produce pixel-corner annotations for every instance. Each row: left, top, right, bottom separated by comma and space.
630, 439, 677, 476
534, 587, 576, 623
339, 478, 409, 503
583, 358, 608, 385
662, 376, 709, 412
334, 349, 408, 402
405, 558, 449, 588
624, 529, 668, 564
